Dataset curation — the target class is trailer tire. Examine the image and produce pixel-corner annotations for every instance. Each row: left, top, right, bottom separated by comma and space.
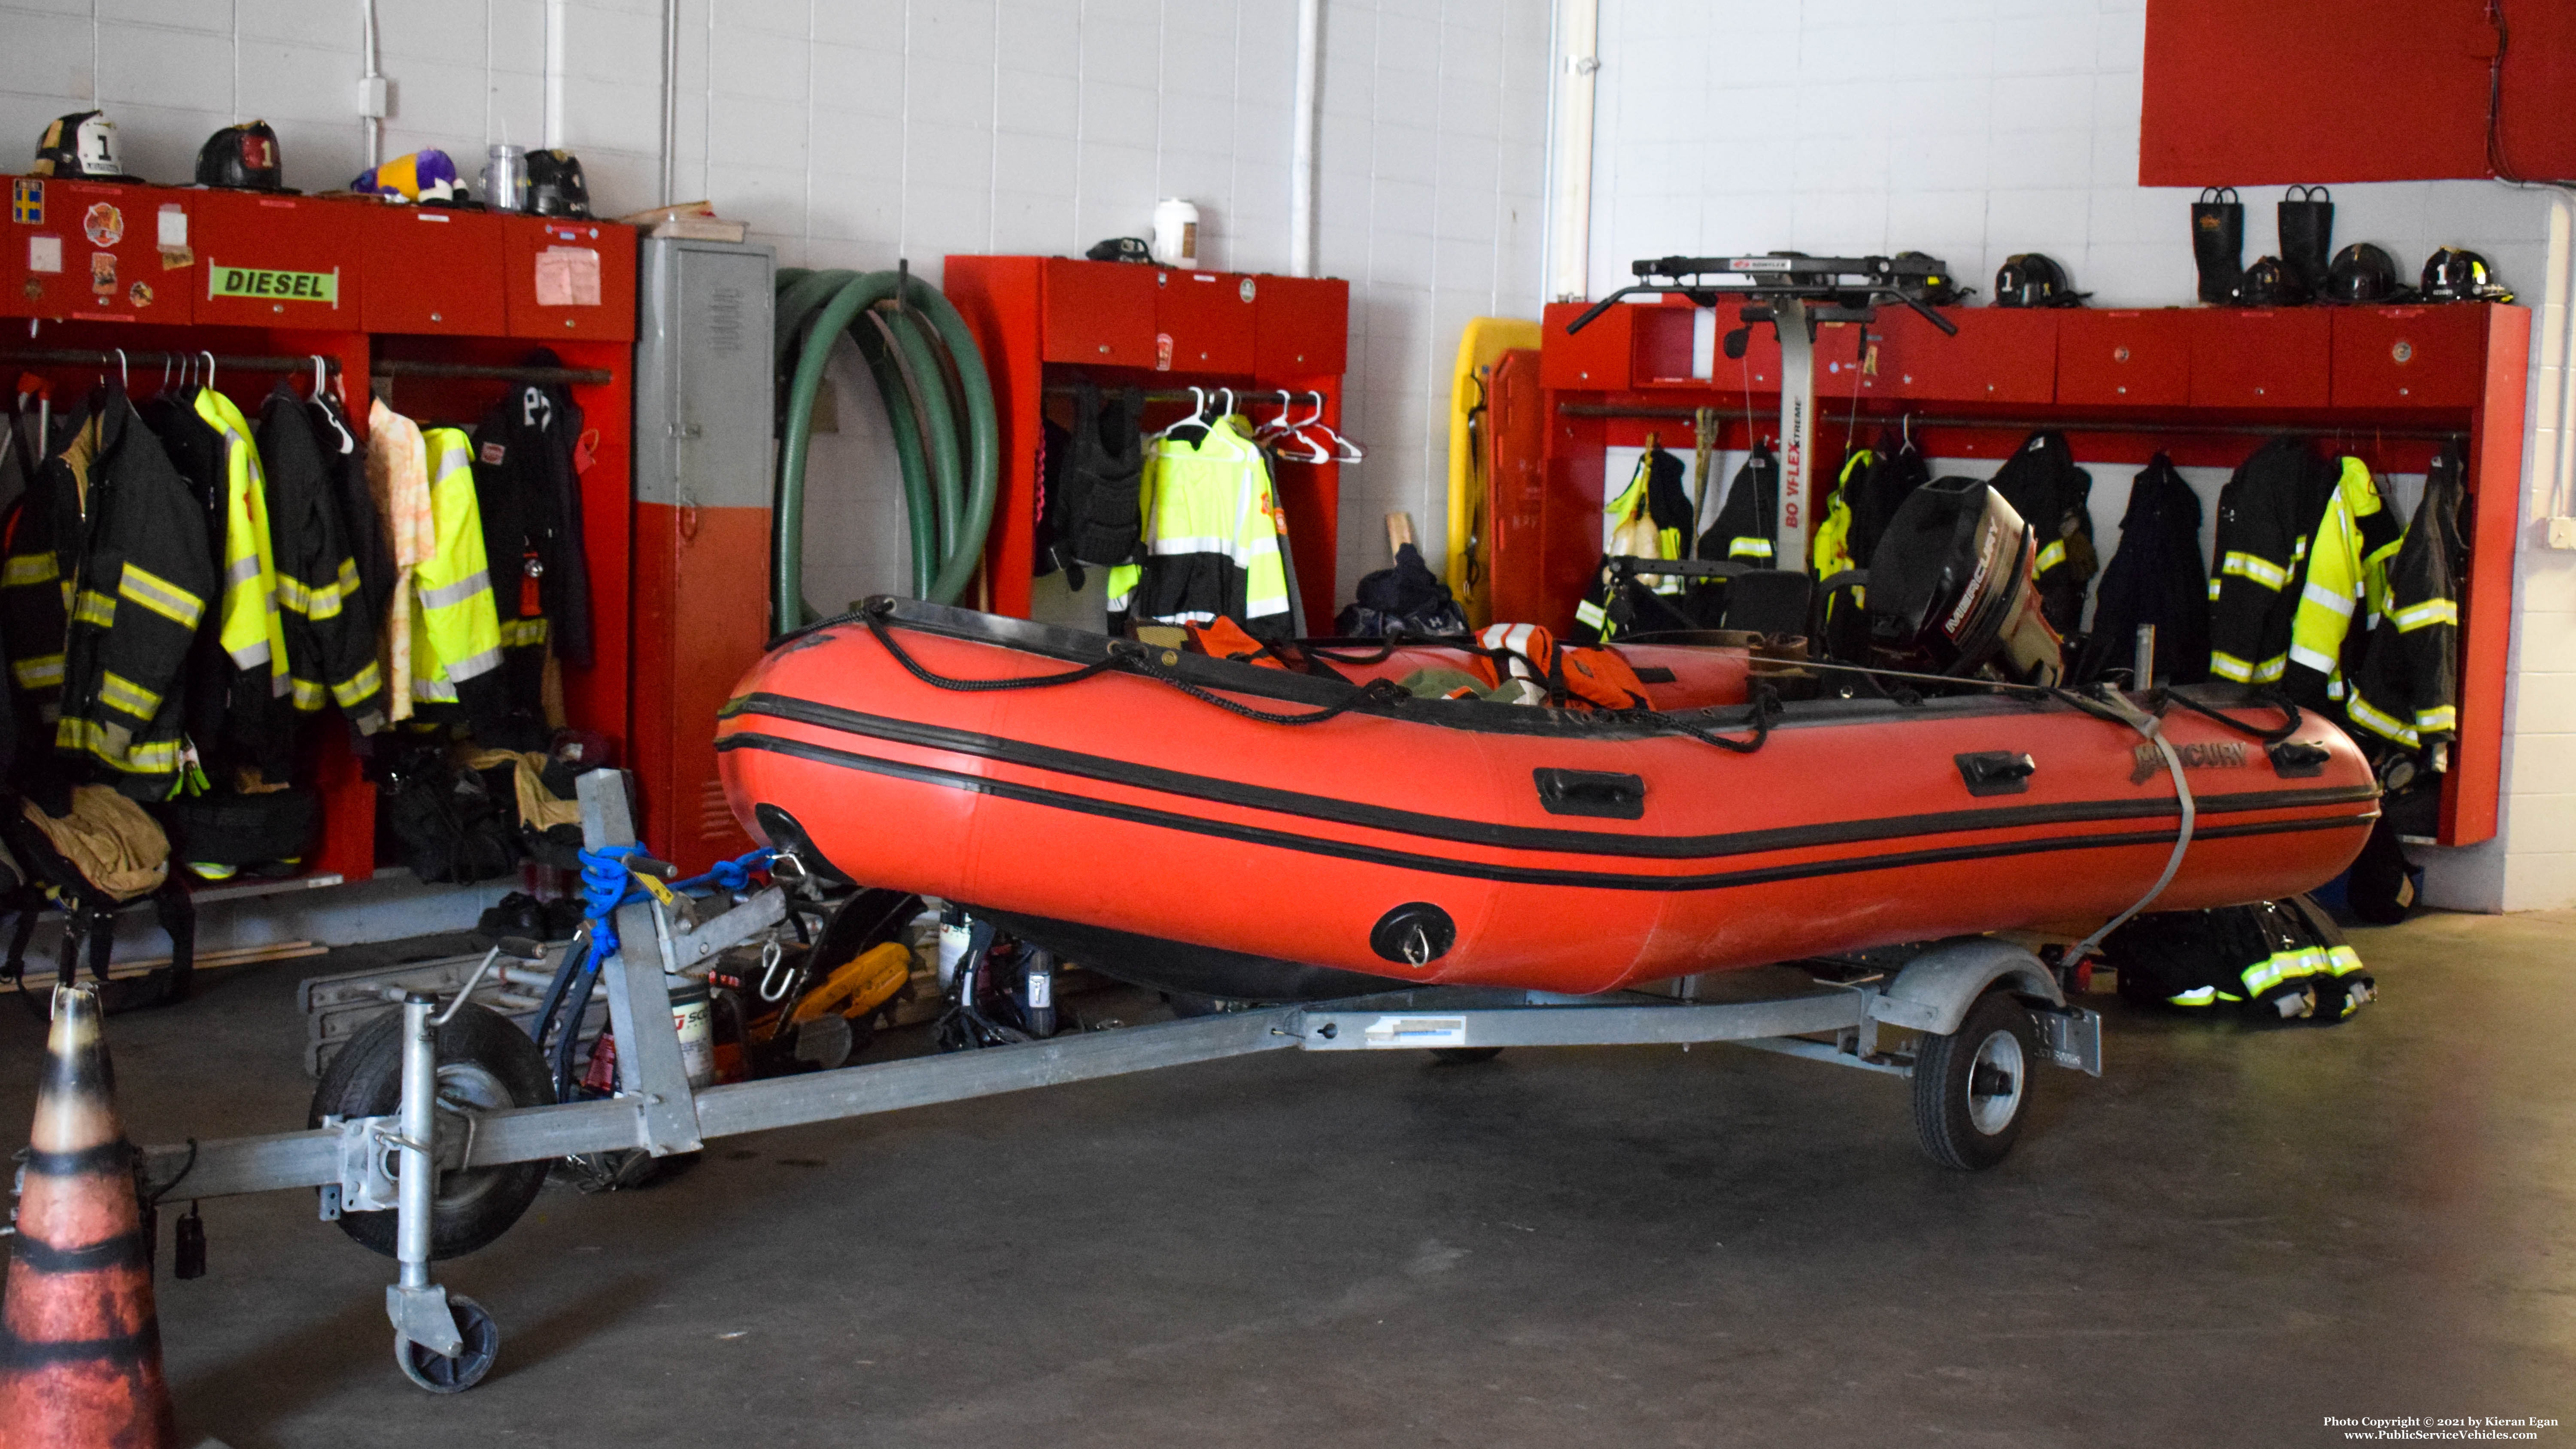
310, 1004, 558, 1260
1911, 989, 2035, 1171
1429, 1047, 1503, 1065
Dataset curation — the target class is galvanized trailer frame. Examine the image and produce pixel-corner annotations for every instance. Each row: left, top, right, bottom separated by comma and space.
125, 769, 2102, 1388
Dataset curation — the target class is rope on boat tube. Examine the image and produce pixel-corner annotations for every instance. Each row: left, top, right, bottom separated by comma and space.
1657, 683, 1780, 755
2156, 687, 2303, 743
863, 602, 1125, 692
860, 599, 1407, 725
2064, 690, 2199, 967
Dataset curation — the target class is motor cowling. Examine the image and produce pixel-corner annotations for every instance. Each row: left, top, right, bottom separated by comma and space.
1864, 477, 2063, 685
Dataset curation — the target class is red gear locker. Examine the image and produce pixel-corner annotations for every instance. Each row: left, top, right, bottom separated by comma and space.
4, 177, 190, 323
192, 190, 363, 328
362, 205, 507, 336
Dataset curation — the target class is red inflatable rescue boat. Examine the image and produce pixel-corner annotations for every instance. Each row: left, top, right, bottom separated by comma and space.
716, 596, 2378, 1000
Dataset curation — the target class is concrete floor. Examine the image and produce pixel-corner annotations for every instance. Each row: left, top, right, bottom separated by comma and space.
3, 911, 2572, 1448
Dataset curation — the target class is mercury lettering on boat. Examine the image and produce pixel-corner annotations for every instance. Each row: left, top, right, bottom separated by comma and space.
2131, 740, 2248, 785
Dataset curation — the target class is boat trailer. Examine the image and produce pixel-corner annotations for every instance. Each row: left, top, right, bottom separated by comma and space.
113, 767, 2101, 1391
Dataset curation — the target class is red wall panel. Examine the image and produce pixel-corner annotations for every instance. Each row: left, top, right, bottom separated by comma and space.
2142, 0, 2576, 185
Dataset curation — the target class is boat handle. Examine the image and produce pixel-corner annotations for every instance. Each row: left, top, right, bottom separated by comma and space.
1533, 768, 1647, 820
2266, 740, 2329, 778
1954, 751, 2036, 797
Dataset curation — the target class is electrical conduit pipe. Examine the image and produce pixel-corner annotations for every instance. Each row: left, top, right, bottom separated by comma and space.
772, 268, 999, 629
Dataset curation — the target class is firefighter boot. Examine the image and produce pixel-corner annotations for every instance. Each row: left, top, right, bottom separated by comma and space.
2192, 187, 2245, 305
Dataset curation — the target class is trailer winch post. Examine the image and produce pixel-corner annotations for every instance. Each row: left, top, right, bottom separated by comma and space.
574, 768, 705, 1155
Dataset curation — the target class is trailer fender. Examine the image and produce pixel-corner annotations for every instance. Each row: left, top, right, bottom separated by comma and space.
1869, 938, 2064, 1038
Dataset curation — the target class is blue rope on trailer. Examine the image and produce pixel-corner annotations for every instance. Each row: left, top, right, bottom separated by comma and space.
540, 843, 780, 1090
577, 844, 646, 958
574, 844, 780, 961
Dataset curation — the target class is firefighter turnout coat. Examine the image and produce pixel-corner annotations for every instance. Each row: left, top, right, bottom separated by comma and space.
1, 383, 217, 801
2351, 443, 2467, 752
257, 384, 386, 736
2208, 437, 2336, 686
2281, 455, 2402, 725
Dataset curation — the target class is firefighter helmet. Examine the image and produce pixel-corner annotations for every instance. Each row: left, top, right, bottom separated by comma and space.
2420, 247, 2512, 303
194, 120, 288, 191
32, 110, 136, 182
525, 149, 590, 218
1892, 252, 1969, 306
1993, 253, 2086, 308
2324, 243, 2402, 305
2235, 255, 2309, 307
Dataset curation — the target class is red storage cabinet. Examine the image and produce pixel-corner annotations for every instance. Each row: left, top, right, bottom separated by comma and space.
1873, 307, 2058, 405
1154, 268, 1256, 374
1541, 300, 1633, 389
362, 205, 507, 335
1253, 274, 1349, 375
2189, 308, 2331, 408
1630, 298, 1699, 385
193, 191, 362, 328
503, 216, 635, 342
0, 180, 645, 899
946, 253, 1348, 627
2057, 310, 2192, 407
5, 178, 189, 324
1039, 258, 1157, 366
2331, 305, 2487, 410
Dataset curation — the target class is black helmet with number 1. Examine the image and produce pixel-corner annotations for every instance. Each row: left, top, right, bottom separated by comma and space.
1993, 253, 2088, 309
2420, 247, 2512, 303
194, 120, 289, 191
32, 110, 139, 182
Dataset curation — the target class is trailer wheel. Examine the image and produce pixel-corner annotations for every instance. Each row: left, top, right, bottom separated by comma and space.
311, 1004, 558, 1259
395, 1294, 499, 1393
1429, 1047, 1503, 1065
1911, 990, 2035, 1171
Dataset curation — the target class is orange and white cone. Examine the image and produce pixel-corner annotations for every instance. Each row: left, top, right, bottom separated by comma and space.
0, 984, 176, 1449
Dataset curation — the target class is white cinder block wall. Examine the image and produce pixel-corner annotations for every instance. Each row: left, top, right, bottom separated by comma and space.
1586, 0, 2573, 911
0, 0, 1550, 626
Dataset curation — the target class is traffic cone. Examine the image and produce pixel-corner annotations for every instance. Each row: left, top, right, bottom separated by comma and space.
0, 984, 176, 1449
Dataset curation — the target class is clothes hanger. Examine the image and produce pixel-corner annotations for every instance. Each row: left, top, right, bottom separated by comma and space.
1256, 389, 1297, 440
1154, 386, 1209, 441
1271, 400, 1331, 464
1310, 392, 1362, 462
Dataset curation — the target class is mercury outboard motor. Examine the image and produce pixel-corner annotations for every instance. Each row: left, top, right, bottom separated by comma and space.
1864, 477, 2063, 685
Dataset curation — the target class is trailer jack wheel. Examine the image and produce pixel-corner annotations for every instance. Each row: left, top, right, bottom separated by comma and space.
1910, 990, 2036, 1171
396, 1293, 499, 1393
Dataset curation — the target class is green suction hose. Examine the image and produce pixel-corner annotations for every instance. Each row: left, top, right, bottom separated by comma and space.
772, 267, 999, 630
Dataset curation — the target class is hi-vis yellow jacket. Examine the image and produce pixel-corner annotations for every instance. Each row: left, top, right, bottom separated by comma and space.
2283, 456, 2402, 728
406, 428, 505, 724
1105, 416, 1291, 638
